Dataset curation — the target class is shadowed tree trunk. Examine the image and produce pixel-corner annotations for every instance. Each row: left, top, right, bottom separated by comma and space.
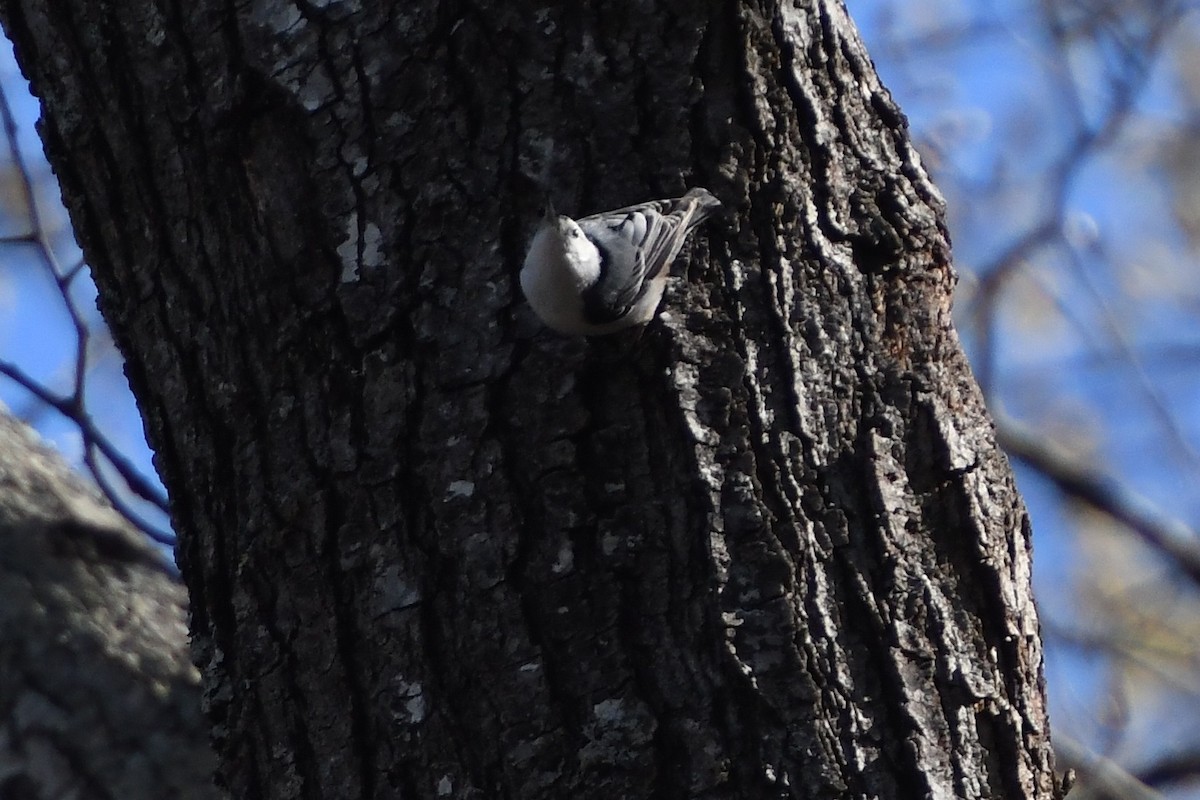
0, 0, 1062, 798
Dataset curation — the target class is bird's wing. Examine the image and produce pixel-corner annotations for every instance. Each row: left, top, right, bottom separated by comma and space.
577, 189, 720, 324
577, 220, 651, 325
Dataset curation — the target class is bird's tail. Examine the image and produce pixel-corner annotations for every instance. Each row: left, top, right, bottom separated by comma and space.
675, 187, 722, 231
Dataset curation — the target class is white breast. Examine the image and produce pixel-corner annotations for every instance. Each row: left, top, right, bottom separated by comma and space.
520, 225, 601, 334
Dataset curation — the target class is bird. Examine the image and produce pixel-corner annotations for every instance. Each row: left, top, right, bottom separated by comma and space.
520, 188, 721, 335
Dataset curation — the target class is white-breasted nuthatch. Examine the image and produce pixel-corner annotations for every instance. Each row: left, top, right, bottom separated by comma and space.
520, 188, 721, 335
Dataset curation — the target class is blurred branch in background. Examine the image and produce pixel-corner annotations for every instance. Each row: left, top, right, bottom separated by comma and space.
857, 0, 1200, 795
999, 415, 1200, 582
0, 79, 170, 545
1055, 731, 1162, 800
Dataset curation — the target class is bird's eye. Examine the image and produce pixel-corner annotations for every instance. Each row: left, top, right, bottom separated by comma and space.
571, 229, 580, 238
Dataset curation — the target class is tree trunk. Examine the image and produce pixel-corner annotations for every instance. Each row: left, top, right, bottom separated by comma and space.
0, 410, 217, 799
0, 0, 1060, 798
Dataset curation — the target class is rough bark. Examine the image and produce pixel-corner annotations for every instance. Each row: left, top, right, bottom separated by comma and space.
0, 409, 218, 799
0, 0, 1059, 798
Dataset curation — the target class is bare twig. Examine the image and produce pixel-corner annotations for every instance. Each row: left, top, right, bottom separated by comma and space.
998, 415, 1200, 584
1054, 731, 1165, 800
1136, 750, 1200, 793
0, 359, 170, 539
0, 81, 171, 544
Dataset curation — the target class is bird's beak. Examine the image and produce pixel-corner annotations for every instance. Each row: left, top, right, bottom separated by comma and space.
542, 198, 557, 222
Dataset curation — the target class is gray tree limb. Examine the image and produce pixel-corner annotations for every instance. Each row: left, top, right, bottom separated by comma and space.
0, 409, 217, 799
